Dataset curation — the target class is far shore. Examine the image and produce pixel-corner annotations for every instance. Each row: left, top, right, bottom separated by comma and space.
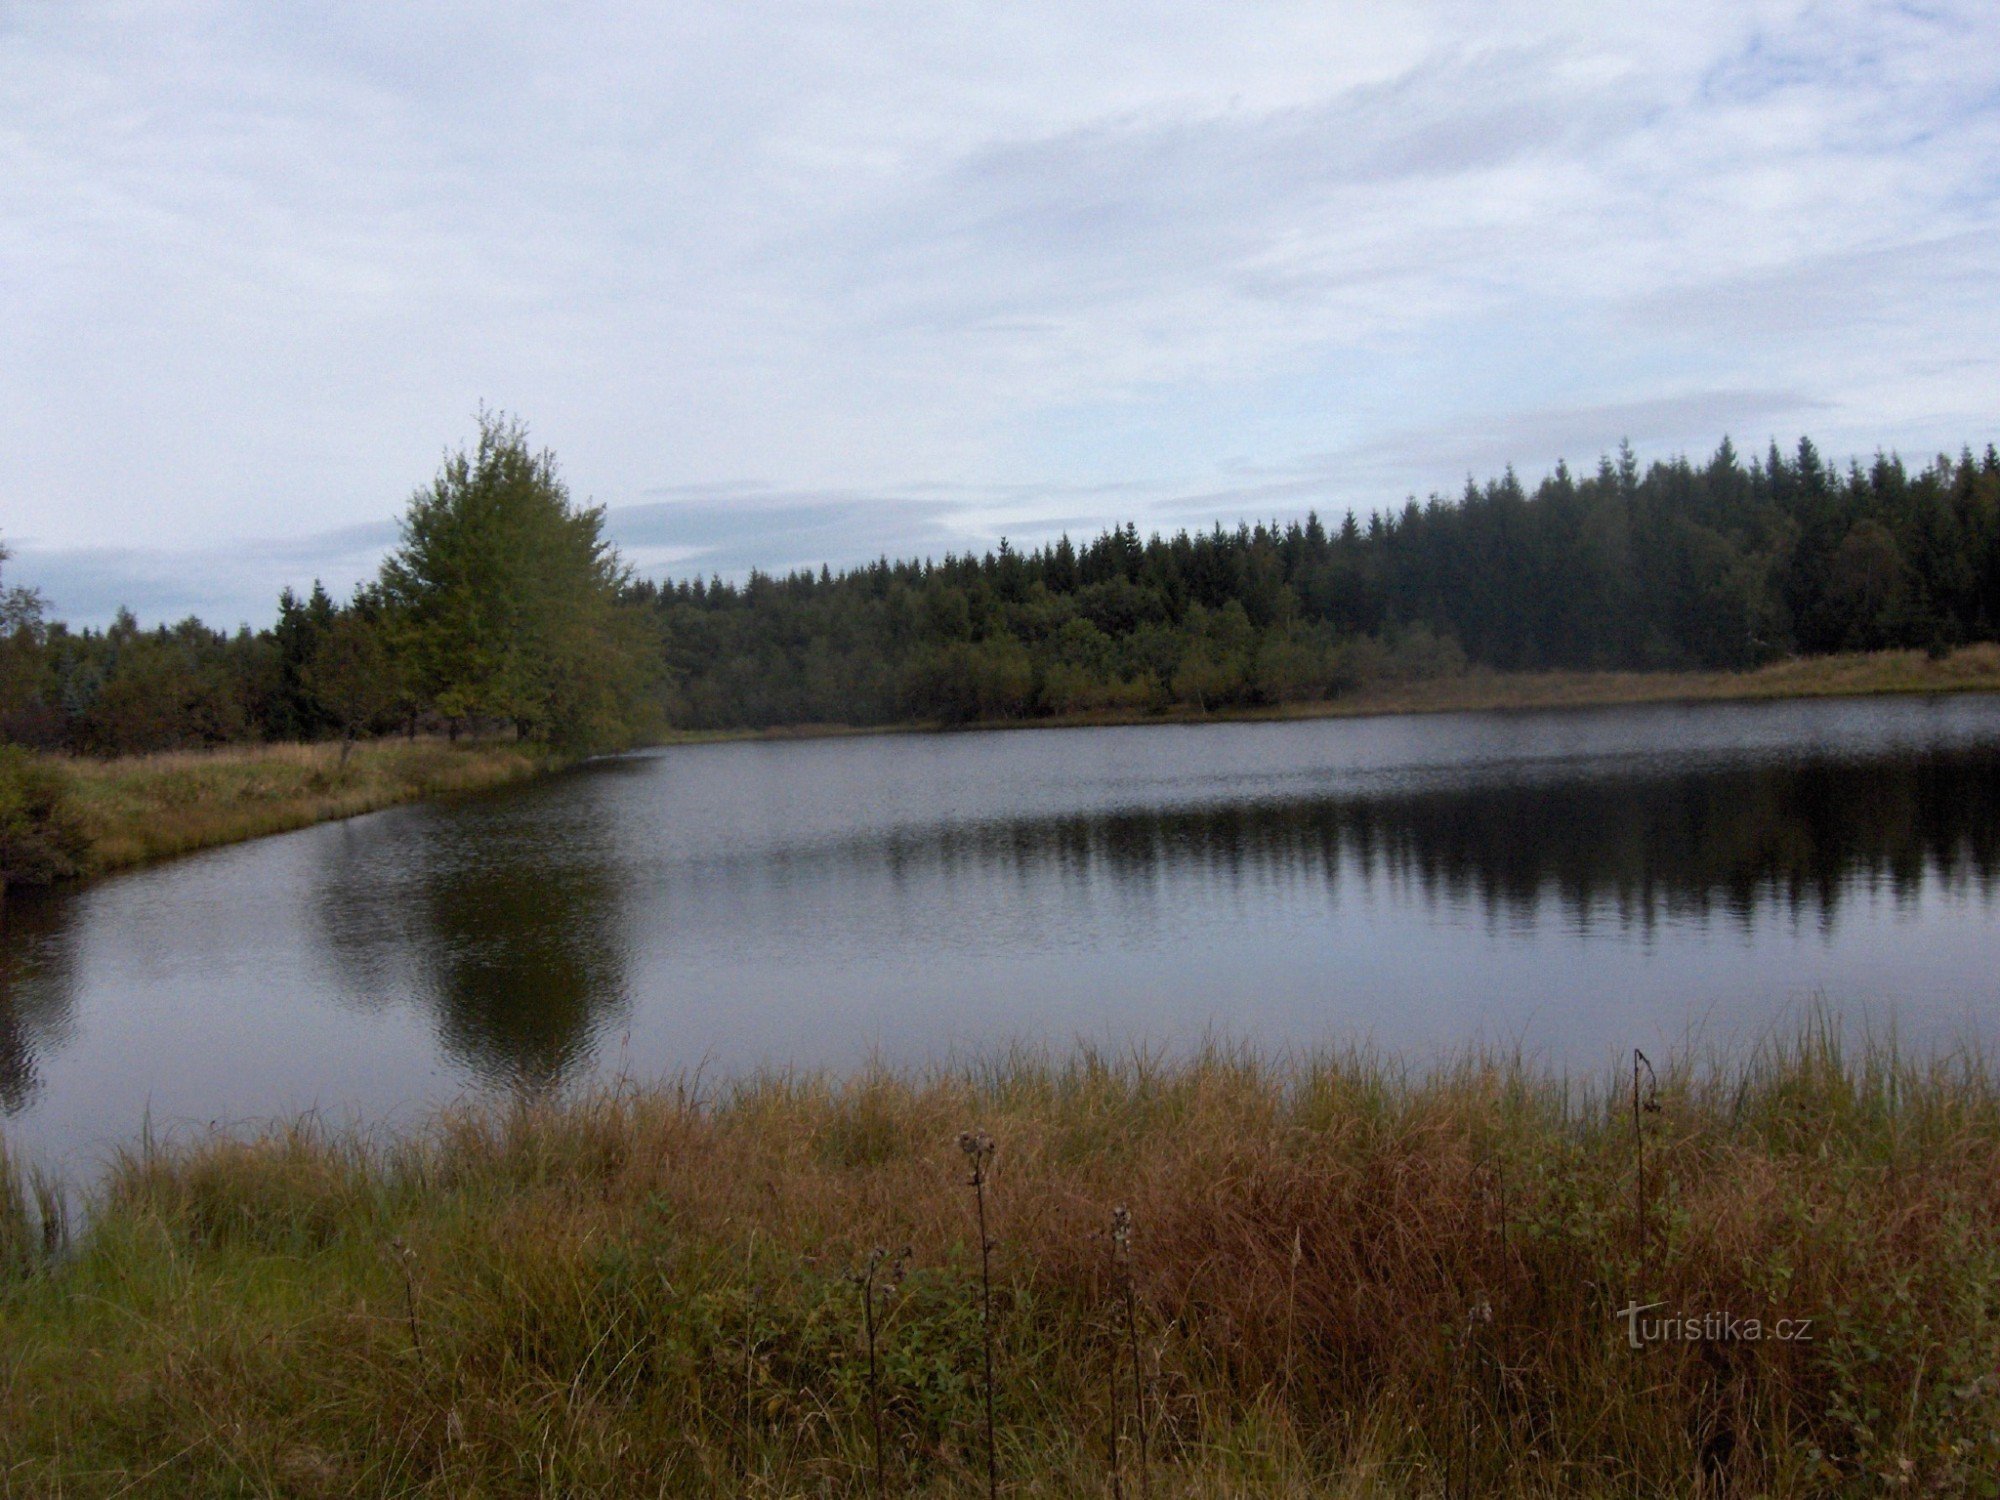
662, 639, 2000, 742
27, 642, 2000, 886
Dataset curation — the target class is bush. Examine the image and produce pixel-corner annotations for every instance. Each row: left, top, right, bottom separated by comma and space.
0, 747, 89, 892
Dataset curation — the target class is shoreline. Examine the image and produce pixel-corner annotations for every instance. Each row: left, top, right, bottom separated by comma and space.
23, 644, 2000, 888
657, 640, 2000, 743
48, 738, 553, 882
4, 1021, 1993, 1493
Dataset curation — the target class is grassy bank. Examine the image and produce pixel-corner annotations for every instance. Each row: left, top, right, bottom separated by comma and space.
1002, 641, 2000, 731
4, 1022, 1997, 1495
660, 643, 2000, 743
1301, 641, 2000, 721
15, 646, 2000, 886
57, 738, 552, 874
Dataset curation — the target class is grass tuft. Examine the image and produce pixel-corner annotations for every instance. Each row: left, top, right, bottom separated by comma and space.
5, 1018, 2000, 1494
48, 737, 551, 874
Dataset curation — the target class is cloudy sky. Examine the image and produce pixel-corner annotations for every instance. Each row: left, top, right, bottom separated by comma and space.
4, 2, 1996, 626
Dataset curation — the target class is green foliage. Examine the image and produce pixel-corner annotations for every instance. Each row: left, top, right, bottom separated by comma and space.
380, 412, 657, 751
0, 744, 88, 890
301, 596, 406, 743
636, 437, 2000, 730
4, 434, 2000, 754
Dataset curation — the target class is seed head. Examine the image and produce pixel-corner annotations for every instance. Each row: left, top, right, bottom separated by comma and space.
957, 1129, 996, 1184
882, 1245, 913, 1300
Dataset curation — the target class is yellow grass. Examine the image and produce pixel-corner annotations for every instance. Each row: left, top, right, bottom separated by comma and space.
3, 1019, 1997, 1494
1311, 641, 2000, 719
1019, 642, 2000, 731
53, 737, 552, 873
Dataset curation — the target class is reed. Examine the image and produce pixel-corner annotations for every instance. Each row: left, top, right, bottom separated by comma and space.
3, 1015, 1998, 1495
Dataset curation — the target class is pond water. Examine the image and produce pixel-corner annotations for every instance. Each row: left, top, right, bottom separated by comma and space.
5, 695, 2000, 1169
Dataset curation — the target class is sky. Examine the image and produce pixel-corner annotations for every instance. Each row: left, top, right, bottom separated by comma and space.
3, 2, 1997, 627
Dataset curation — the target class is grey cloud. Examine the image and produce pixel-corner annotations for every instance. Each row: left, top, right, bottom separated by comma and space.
843, 47, 1641, 319
1087, 389, 1833, 534
1340, 389, 1830, 484
4, 3, 1998, 572
9, 522, 397, 630
608, 491, 976, 576
1617, 232, 1995, 341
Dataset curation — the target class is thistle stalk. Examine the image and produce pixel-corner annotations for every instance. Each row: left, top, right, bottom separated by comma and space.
1632, 1048, 1660, 1277
958, 1130, 999, 1500
853, 1244, 911, 1498
1112, 1205, 1148, 1500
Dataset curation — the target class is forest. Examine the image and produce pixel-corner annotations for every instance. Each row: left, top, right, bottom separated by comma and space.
2, 431, 1998, 753
643, 437, 2000, 728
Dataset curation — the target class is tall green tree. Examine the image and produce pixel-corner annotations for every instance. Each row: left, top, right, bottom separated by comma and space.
378, 412, 655, 750
303, 592, 405, 762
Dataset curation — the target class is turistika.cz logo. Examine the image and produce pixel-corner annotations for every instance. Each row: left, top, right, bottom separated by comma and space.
1617, 1301, 1814, 1349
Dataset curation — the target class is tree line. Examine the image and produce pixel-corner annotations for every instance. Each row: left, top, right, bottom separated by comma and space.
641, 437, 2000, 728
2, 429, 1998, 756
0, 414, 660, 758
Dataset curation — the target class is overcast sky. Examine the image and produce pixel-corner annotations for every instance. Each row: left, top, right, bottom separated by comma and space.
4, 2, 1997, 626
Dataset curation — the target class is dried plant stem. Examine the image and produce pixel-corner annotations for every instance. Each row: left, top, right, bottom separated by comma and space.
742, 1230, 757, 1490
1103, 1221, 1123, 1500
1632, 1048, 1659, 1277
1120, 1237, 1148, 1499
30, 1170, 65, 1260
959, 1131, 999, 1500
854, 1246, 906, 1498
976, 1168, 996, 1500
387, 1238, 423, 1359
1282, 1224, 1301, 1402
1106, 1332, 1122, 1499
1112, 1208, 1160, 1500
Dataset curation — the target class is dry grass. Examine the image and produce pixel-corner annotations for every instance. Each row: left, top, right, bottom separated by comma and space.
1025, 643, 2000, 731
4, 1017, 1998, 1495
49, 737, 552, 873
686, 644, 2000, 741
1316, 642, 2000, 719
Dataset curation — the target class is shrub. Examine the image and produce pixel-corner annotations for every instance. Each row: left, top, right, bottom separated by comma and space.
0, 746, 89, 892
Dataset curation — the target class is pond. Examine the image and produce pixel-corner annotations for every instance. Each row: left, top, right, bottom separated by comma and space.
5, 694, 2000, 1169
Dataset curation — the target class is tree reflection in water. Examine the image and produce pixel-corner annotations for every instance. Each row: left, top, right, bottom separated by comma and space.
0, 893, 78, 1115
853, 747, 2000, 933
309, 783, 633, 1092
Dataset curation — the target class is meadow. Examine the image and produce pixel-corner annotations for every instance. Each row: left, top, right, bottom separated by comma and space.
51, 738, 550, 875
3, 1016, 1995, 1496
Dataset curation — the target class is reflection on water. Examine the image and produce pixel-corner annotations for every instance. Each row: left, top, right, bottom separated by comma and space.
311, 790, 632, 1087
0, 896, 76, 1114
873, 749, 2000, 933
3, 696, 2000, 1165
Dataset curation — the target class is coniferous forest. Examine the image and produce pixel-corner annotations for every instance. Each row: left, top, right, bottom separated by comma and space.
3, 430, 1999, 755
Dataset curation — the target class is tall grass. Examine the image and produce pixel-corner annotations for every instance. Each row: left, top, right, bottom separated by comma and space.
1292, 641, 2000, 722
51, 737, 550, 872
4, 1018, 1999, 1494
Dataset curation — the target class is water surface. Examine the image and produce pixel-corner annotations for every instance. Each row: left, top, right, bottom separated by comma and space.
5, 695, 2000, 1168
